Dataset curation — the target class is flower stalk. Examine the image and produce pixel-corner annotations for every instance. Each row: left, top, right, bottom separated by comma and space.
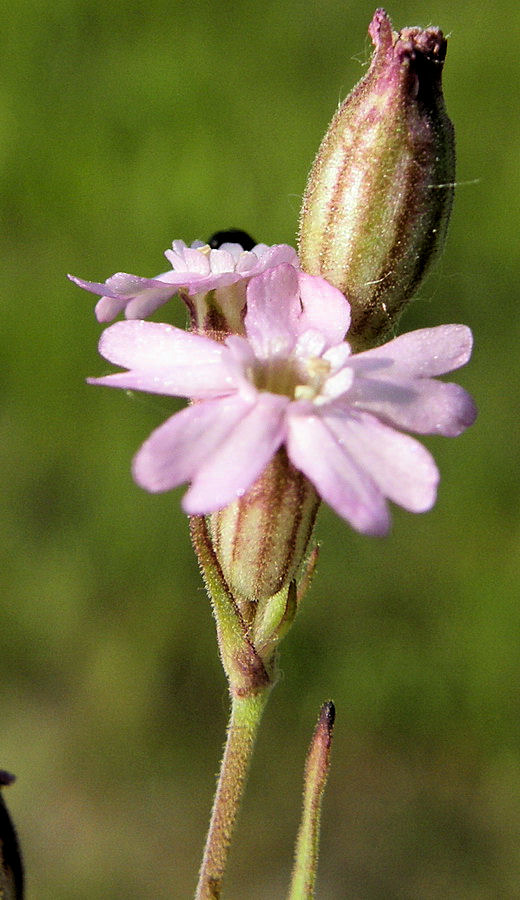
190, 516, 279, 898
194, 690, 272, 900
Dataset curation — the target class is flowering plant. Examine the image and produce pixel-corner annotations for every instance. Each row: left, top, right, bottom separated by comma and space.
70, 9, 476, 898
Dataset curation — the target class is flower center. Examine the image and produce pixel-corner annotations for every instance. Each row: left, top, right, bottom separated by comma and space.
294, 358, 332, 401
249, 355, 332, 402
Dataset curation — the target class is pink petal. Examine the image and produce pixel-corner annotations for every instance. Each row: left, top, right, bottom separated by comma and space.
87, 368, 234, 399
89, 321, 236, 398
95, 295, 128, 322
253, 243, 300, 270
214, 243, 246, 263
235, 250, 262, 272
68, 273, 134, 298
322, 409, 439, 513
69, 273, 183, 322
348, 374, 477, 436
224, 336, 259, 402
177, 270, 243, 297
296, 271, 351, 345
183, 393, 289, 514
286, 406, 390, 535
96, 320, 226, 369
351, 325, 473, 377
208, 248, 236, 272
164, 246, 211, 274
133, 396, 253, 492
244, 264, 301, 358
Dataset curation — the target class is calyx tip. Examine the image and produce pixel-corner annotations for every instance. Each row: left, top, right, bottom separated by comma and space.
369, 9, 393, 51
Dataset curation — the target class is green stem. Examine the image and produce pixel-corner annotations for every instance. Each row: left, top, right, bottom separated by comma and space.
195, 688, 272, 900
288, 701, 335, 900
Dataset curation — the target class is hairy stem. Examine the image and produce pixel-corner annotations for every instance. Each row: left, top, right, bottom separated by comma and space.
195, 688, 272, 900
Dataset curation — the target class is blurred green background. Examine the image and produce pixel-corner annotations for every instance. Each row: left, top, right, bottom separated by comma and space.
1, 1, 518, 897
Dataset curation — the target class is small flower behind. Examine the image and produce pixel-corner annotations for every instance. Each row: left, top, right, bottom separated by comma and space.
88, 262, 476, 538
69, 238, 298, 335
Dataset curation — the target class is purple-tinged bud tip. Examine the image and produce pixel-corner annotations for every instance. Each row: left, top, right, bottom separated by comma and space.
319, 700, 336, 733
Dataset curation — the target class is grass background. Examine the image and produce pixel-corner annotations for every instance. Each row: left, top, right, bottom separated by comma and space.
1, 1, 519, 896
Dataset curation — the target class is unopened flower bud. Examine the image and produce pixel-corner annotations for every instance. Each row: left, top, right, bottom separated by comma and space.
208, 449, 319, 604
299, 8, 455, 350
0, 771, 24, 900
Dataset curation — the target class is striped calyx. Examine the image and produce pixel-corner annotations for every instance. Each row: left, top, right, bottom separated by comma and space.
298, 8, 455, 351
179, 283, 248, 343
208, 448, 319, 605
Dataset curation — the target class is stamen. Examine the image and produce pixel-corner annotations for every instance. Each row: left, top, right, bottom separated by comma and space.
306, 358, 331, 380
294, 384, 318, 401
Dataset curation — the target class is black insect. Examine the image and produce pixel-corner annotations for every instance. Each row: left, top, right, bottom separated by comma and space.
207, 229, 256, 251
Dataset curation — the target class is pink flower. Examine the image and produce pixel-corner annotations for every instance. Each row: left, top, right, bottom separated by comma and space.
88, 264, 476, 535
69, 239, 298, 323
